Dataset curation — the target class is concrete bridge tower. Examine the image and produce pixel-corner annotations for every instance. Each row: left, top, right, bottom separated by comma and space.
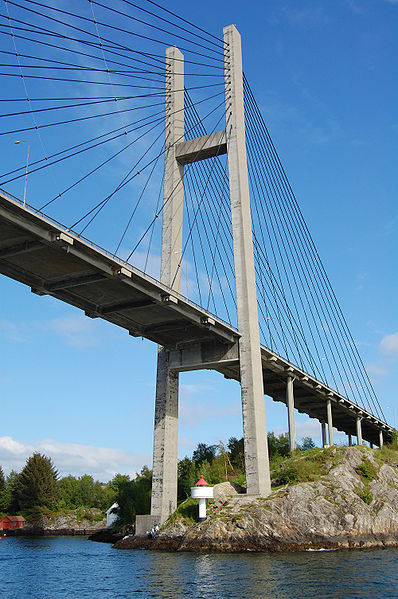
147, 24, 271, 528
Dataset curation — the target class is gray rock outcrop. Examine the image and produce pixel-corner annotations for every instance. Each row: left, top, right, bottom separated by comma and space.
115, 446, 398, 552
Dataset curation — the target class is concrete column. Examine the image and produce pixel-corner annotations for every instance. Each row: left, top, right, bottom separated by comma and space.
327, 399, 334, 446
379, 430, 384, 448
151, 46, 184, 523
286, 376, 296, 452
223, 24, 270, 496
370, 442, 373, 449
321, 422, 327, 447
356, 417, 363, 445
160, 46, 184, 289
348, 434, 352, 447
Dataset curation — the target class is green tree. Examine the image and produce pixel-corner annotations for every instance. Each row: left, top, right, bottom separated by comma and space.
14, 453, 58, 512
57, 475, 79, 509
115, 466, 152, 529
192, 443, 218, 466
0, 466, 4, 496
0, 466, 6, 513
177, 457, 198, 501
301, 437, 315, 451
267, 432, 290, 459
227, 436, 245, 470
3, 470, 20, 513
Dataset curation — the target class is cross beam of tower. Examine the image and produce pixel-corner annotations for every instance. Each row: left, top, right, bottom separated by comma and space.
150, 25, 271, 525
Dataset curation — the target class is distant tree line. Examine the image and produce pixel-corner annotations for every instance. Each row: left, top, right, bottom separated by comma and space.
0, 433, 316, 525
0, 453, 123, 519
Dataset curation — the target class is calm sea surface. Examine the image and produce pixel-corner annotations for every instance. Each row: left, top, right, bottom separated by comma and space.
0, 536, 397, 598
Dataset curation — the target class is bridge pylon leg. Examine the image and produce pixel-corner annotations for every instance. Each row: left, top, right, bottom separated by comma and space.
150, 46, 184, 524
356, 417, 363, 445
321, 422, 327, 447
223, 24, 271, 496
286, 376, 296, 452
326, 399, 334, 446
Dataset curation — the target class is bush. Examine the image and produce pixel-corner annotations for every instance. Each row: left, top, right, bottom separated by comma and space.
355, 485, 372, 505
278, 464, 299, 485
167, 498, 198, 526
355, 457, 378, 481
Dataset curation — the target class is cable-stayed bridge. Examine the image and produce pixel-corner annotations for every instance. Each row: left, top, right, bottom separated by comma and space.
0, 1, 393, 524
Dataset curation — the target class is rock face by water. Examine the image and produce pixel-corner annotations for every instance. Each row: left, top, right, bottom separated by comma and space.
115, 446, 398, 552
10, 509, 107, 536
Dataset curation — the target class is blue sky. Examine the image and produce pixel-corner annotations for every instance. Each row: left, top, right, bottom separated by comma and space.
0, 0, 397, 480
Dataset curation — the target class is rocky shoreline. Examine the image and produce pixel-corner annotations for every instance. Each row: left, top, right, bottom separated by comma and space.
4, 508, 106, 537
115, 446, 398, 553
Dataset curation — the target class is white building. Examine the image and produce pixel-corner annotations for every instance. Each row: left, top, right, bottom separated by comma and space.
106, 503, 119, 528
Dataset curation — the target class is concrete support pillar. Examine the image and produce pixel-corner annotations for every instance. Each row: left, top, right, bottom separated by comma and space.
348, 434, 352, 447
327, 399, 334, 446
356, 417, 363, 446
379, 430, 384, 448
321, 422, 327, 448
223, 24, 271, 496
370, 442, 373, 449
286, 376, 296, 452
151, 46, 184, 524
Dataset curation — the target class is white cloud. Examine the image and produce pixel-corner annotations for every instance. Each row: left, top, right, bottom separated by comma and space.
180, 383, 240, 427
280, 5, 334, 27
0, 319, 29, 343
366, 362, 389, 377
380, 332, 398, 357
0, 436, 150, 481
46, 314, 98, 348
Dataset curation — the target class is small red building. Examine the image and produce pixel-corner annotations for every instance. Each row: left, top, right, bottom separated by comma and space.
0, 516, 26, 530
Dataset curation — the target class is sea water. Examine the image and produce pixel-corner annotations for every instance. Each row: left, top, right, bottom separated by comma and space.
0, 536, 397, 598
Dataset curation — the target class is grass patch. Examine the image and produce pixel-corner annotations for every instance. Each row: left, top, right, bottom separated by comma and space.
166, 497, 198, 526
270, 446, 343, 487
355, 456, 379, 482
355, 484, 372, 505
375, 445, 398, 468
232, 473, 246, 487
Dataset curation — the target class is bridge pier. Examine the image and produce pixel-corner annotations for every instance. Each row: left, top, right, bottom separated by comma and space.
348, 434, 352, 446
321, 422, 327, 447
150, 348, 179, 521
379, 430, 384, 448
327, 398, 334, 446
286, 376, 296, 452
356, 417, 363, 445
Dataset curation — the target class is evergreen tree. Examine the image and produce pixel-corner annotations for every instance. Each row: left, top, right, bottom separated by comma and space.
3, 470, 20, 513
192, 443, 218, 466
0, 465, 6, 512
0, 466, 4, 493
301, 437, 316, 451
14, 453, 58, 512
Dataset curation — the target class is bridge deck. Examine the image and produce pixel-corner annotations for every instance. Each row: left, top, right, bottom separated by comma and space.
0, 190, 392, 446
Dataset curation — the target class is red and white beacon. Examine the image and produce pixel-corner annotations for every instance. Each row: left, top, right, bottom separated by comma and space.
191, 475, 214, 521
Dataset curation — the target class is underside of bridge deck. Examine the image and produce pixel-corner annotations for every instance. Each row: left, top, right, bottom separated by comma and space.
0, 191, 393, 448
0, 191, 237, 351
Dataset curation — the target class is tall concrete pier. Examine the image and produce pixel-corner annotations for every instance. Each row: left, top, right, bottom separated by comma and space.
150, 46, 184, 523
